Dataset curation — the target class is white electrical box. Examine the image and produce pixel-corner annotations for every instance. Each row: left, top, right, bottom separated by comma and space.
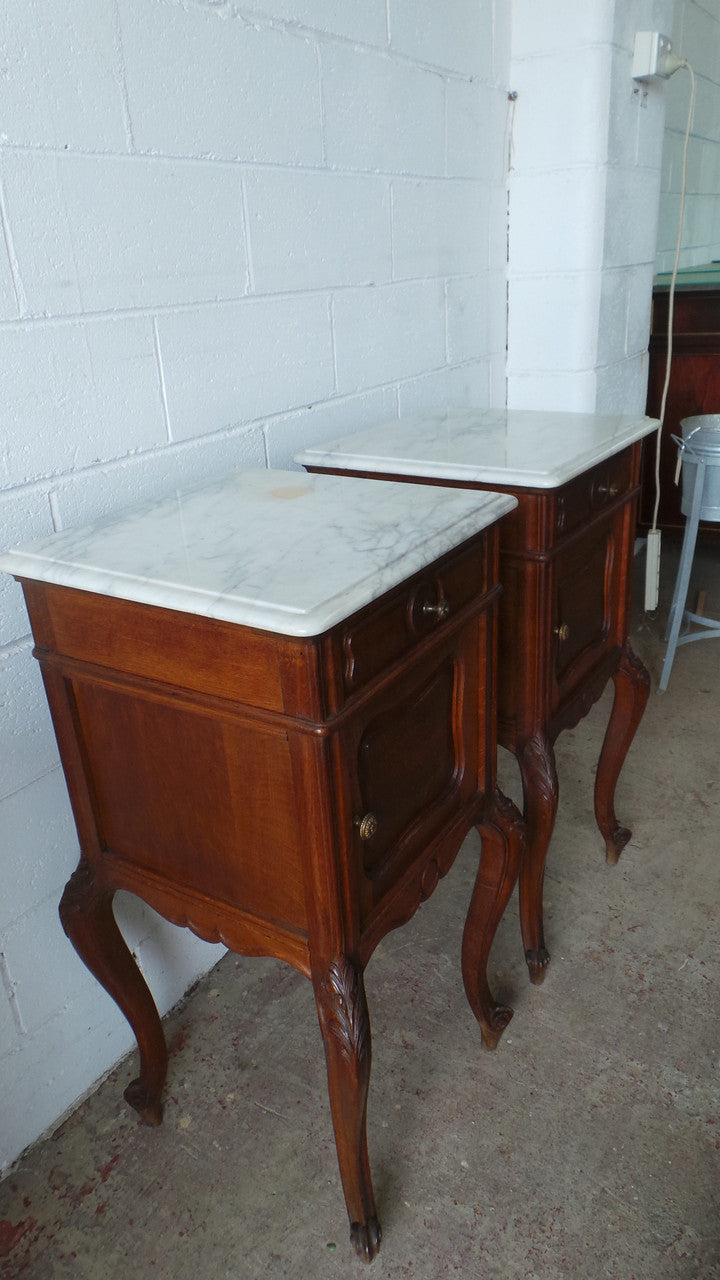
632, 31, 674, 80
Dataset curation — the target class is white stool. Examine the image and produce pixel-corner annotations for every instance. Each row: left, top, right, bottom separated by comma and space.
659, 417, 720, 692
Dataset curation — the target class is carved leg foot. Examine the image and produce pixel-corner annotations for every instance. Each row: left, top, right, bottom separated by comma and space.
518, 732, 558, 985
59, 861, 168, 1126
463, 789, 523, 1048
595, 643, 650, 866
350, 1217, 382, 1263
314, 957, 380, 1262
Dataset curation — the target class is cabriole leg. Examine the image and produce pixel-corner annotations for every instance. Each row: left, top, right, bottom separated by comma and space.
518, 731, 559, 984
313, 956, 380, 1263
463, 789, 524, 1048
594, 642, 650, 865
59, 860, 168, 1125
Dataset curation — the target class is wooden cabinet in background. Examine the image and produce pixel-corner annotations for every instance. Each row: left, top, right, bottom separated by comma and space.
298, 410, 656, 990
484, 449, 648, 981
642, 269, 720, 532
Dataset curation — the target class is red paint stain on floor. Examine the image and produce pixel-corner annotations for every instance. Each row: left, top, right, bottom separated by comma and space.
98, 1153, 120, 1183
0, 1218, 37, 1258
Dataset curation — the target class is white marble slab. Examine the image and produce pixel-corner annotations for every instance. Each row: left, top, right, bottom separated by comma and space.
0, 468, 516, 637
296, 408, 660, 489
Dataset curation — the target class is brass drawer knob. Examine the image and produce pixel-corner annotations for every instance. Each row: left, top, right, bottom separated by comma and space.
422, 598, 450, 621
596, 482, 620, 500
553, 623, 570, 642
354, 812, 378, 842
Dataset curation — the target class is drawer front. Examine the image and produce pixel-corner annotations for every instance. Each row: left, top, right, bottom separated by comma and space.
331, 532, 492, 708
553, 449, 634, 544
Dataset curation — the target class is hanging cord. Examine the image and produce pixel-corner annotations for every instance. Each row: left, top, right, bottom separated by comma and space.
651, 59, 696, 531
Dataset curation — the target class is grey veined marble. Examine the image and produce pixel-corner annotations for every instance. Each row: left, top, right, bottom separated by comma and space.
296, 408, 659, 489
0, 468, 515, 637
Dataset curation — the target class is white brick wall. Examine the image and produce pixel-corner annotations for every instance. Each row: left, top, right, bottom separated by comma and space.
506, 0, 671, 413
0, 0, 673, 1172
0, 0, 510, 1169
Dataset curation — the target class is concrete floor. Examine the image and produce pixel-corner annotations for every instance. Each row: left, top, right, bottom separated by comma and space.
1, 538, 719, 1280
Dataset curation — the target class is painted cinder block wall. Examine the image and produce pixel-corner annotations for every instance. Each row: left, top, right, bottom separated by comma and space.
0, 0, 512, 1170
0, 0, 691, 1171
506, 0, 675, 413
656, 0, 720, 271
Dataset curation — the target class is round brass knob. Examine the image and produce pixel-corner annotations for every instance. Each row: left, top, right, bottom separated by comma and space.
554, 622, 570, 642
422, 598, 450, 621
597, 482, 619, 500
354, 812, 378, 842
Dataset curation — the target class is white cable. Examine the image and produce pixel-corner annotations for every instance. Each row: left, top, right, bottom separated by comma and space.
651, 60, 696, 533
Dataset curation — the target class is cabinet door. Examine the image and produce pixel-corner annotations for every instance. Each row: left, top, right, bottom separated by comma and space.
549, 513, 623, 715
339, 621, 486, 934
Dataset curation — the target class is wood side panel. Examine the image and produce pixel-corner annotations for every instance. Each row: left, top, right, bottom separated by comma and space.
69, 677, 308, 932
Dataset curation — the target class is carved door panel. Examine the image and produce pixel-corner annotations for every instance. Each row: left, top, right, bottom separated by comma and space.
356, 657, 457, 879
338, 626, 482, 932
549, 513, 623, 714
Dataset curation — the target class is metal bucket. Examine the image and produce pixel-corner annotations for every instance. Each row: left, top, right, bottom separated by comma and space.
678, 415, 720, 522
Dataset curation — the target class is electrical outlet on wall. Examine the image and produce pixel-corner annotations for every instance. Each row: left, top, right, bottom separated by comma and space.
632, 31, 680, 80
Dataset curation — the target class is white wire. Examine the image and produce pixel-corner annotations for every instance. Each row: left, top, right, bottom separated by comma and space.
651, 60, 696, 532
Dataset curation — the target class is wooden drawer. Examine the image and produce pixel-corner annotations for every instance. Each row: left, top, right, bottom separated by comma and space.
552, 449, 634, 544
326, 531, 493, 709
484, 449, 635, 557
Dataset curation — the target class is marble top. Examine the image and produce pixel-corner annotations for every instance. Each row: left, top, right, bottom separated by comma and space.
295, 408, 659, 489
0, 468, 515, 637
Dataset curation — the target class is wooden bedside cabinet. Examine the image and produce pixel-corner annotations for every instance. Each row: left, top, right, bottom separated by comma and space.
1, 468, 520, 1262
297, 408, 658, 984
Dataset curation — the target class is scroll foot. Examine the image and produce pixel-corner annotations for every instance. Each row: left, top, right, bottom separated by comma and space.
123, 1078, 164, 1127
464, 789, 523, 1049
595, 643, 649, 864
59, 860, 168, 1124
350, 1216, 382, 1262
604, 825, 631, 867
518, 732, 559, 982
479, 1003, 514, 1052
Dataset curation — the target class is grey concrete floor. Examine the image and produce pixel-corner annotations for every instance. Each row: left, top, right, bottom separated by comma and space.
1, 538, 719, 1280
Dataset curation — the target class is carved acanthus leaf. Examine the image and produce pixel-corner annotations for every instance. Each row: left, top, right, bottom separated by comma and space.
620, 643, 651, 689
59, 859, 99, 926
519, 732, 558, 808
321, 957, 371, 1070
